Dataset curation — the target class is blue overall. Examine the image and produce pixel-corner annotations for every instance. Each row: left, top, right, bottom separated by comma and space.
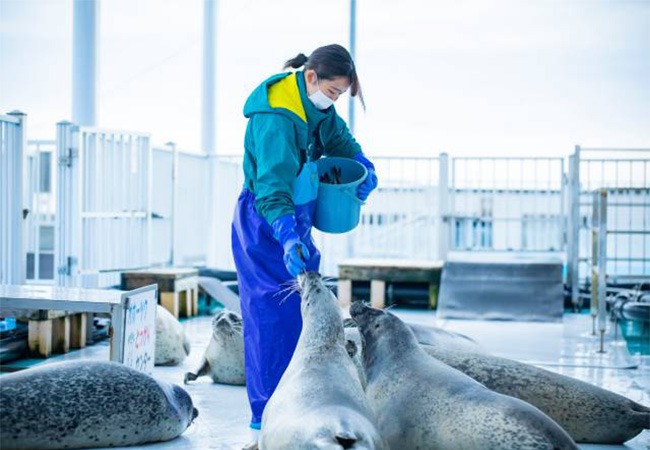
231, 159, 320, 427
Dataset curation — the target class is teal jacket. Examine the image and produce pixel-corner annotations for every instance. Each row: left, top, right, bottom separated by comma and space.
242, 70, 362, 226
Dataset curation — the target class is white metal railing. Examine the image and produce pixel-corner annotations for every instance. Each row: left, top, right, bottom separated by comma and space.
25, 140, 57, 284
210, 155, 445, 275
151, 144, 175, 266
567, 146, 650, 306
450, 157, 565, 252
14, 133, 649, 287
211, 155, 245, 270
175, 149, 210, 266
324, 156, 443, 274
1, 111, 27, 285
56, 122, 152, 288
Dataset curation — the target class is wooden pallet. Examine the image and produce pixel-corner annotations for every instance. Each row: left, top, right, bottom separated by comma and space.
121, 268, 199, 319
26, 312, 88, 358
337, 258, 444, 309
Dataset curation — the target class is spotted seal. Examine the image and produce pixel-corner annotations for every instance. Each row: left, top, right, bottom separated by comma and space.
184, 310, 245, 385
0, 360, 198, 450
350, 302, 578, 450
420, 344, 650, 444
407, 322, 483, 353
259, 273, 387, 450
155, 304, 191, 366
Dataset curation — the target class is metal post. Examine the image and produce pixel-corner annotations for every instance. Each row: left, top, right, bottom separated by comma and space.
438, 153, 450, 261
597, 189, 608, 353
202, 0, 218, 154
6, 111, 27, 285
590, 190, 599, 335
348, 0, 357, 134
72, 0, 99, 126
167, 142, 178, 266
56, 121, 79, 287
569, 146, 581, 309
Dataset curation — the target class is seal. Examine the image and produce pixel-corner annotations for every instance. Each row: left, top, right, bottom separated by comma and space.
407, 322, 483, 353
350, 302, 578, 450
0, 360, 198, 450
420, 344, 650, 444
155, 304, 191, 366
344, 318, 367, 389
184, 310, 246, 385
345, 318, 649, 443
259, 273, 387, 450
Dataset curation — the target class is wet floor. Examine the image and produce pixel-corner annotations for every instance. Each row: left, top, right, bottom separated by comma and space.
6, 310, 649, 450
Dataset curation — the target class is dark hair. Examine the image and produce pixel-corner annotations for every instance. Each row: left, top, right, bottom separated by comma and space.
284, 44, 365, 109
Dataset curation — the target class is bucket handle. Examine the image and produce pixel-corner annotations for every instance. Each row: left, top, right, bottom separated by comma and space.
342, 187, 366, 205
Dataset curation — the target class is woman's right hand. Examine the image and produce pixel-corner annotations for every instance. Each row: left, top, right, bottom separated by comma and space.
282, 239, 310, 278
272, 214, 310, 278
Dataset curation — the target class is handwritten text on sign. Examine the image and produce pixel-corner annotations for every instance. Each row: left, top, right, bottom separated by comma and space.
123, 289, 156, 375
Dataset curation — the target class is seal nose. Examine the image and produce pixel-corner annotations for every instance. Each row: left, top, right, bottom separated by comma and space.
192, 407, 199, 420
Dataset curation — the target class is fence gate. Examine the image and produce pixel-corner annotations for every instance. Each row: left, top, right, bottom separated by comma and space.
450, 157, 565, 253
25, 140, 57, 283
56, 122, 152, 288
567, 147, 650, 305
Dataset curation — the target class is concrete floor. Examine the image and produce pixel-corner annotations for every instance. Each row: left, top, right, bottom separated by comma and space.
8, 310, 650, 450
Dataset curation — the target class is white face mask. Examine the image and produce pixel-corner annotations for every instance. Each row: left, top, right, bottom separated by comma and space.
308, 74, 334, 110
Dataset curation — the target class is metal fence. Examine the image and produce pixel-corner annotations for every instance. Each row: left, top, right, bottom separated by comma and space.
174, 149, 211, 266
567, 146, 650, 305
0, 112, 27, 285
450, 157, 565, 252
323, 156, 442, 273
6, 123, 649, 285
25, 140, 57, 284
56, 122, 152, 288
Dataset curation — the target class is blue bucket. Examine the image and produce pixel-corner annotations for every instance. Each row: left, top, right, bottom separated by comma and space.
314, 157, 368, 234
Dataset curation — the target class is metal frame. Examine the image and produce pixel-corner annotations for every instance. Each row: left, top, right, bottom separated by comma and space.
1, 111, 27, 285
0, 284, 157, 367
56, 122, 153, 288
450, 156, 565, 253
25, 140, 57, 284
567, 146, 650, 307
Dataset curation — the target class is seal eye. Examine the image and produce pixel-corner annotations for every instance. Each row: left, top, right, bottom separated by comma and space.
374, 323, 380, 330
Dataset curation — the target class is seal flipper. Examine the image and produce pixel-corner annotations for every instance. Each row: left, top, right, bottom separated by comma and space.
183, 336, 191, 356
184, 358, 211, 384
630, 403, 650, 430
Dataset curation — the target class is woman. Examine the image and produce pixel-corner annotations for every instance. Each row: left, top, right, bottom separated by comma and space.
231, 44, 378, 449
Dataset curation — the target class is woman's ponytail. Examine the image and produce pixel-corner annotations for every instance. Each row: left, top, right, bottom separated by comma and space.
283, 53, 309, 69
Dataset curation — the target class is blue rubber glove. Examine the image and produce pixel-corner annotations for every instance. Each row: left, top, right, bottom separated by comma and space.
272, 215, 310, 278
354, 153, 378, 201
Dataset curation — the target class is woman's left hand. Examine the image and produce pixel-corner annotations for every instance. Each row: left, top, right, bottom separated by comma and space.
357, 168, 378, 201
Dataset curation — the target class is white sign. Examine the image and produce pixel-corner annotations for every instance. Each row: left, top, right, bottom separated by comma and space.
122, 288, 156, 375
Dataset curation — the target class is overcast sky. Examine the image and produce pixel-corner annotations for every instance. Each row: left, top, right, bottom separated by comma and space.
1, 0, 649, 157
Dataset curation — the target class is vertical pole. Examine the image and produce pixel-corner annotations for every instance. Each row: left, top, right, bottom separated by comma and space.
438, 153, 450, 261
168, 142, 178, 266
8, 111, 27, 285
202, 0, 218, 154
597, 189, 608, 353
145, 137, 152, 268
569, 145, 581, 309
590, 190, 599, 335
348, 0, 357, 134
72, 0, 99, 126
55, 121, 79, 287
